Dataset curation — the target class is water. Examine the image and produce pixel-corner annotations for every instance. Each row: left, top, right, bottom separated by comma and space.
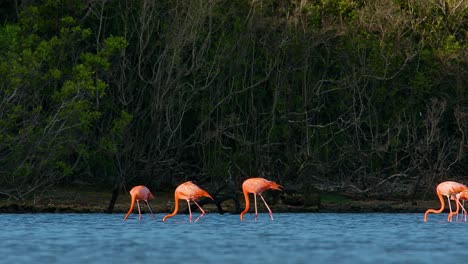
1, 213, 468, 263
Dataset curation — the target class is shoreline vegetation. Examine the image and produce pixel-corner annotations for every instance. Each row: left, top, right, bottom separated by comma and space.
0, 187, 437, 214
1, 1, 467, 213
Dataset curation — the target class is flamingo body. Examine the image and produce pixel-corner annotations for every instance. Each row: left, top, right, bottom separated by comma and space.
240, 177, 282, 221
424, 181, 467, 222
123, 185, 155, 221
162, 181, 213, 222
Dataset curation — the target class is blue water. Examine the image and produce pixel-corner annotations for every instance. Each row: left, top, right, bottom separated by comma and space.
1, 213, 468, 263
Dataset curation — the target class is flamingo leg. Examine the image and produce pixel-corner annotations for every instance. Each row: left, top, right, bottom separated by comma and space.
193, 200, 206, 222
461, 200, 467, 222
254, 194, 258, 221
458, 200, 467, 222
453, 197, 460, 222
447, 196, 453, 222
464, 200, 467, 222
145, 200, 155, 220
137, 200, 142, 221
458, 201, 466, 222
187, 200, 193, 222
456, 198, 465, 221
454, 198, 461, 222
259, 193, 274, 220
454, 198, 467, 222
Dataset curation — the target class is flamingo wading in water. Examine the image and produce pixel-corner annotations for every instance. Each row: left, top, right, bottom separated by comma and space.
452, 190, 468, 222
240, 177, 282, 221
424, 181, 467, 222
123, 185, 156, 221
162, 181, 213, 222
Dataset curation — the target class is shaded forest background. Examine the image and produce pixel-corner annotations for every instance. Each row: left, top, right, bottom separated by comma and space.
0, 0, 467, 208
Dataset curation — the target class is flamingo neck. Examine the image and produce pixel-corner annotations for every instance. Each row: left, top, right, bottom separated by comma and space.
163, 193, 179, 222
123, 195, 136, 221
424, 190, 445, 222
240, 188, 250, 221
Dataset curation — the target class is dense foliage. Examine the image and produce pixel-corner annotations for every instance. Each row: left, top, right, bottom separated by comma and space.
0, 0, 467, 202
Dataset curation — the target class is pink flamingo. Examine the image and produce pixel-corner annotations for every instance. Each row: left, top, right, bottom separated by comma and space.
424, 181, 467, 222
240, 177, 282, 221
163, 181, 213, 222
452, 190, 468, 222
123, 185, 155, 221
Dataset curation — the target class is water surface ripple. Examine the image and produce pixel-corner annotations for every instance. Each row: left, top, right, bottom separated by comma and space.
1, 213, 467, 263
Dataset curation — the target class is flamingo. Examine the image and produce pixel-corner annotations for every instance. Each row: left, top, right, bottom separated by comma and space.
423, 181, 467, 222
123, 185, 155, 221
452, 190, 468, 222
162, 181, 213, 222
240, 177, 282, 221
